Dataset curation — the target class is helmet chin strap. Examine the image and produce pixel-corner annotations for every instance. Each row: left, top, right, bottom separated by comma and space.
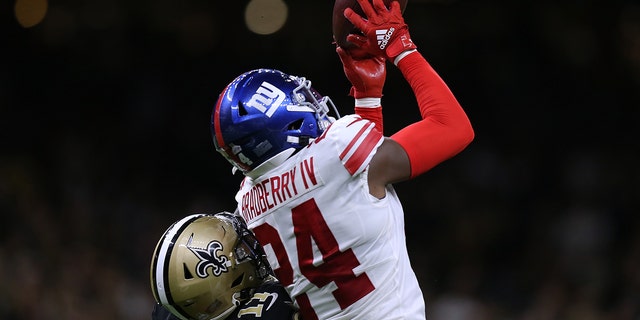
245, 148, 297, 180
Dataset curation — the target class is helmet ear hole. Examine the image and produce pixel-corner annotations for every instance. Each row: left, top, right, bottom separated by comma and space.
288, 119, 304, 130
183, 263, 194, 280
231, 274, 244, 288
238, 102, 249, 116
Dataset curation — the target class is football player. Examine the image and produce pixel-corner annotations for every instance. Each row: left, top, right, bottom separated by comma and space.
150, 212, 300, 320
210, 0, 474, 318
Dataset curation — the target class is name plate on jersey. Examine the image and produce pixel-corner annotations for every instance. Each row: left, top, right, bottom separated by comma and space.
240, 155, 323, 223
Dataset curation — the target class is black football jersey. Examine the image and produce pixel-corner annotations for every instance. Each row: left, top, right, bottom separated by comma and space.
151, 281, 298, 320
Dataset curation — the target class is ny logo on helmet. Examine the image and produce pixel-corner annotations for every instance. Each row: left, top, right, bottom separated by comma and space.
188, 240, 230, 278
245, 81, 285, 118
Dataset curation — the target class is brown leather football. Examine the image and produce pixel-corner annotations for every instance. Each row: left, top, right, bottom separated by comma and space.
332, 0, 409, 49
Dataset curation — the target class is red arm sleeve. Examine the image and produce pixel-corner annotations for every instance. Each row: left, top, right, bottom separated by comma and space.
390, 51, 474, 178
355, 106, 383, 134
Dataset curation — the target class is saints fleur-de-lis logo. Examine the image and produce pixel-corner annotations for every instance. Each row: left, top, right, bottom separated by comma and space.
188, 240, 230, 278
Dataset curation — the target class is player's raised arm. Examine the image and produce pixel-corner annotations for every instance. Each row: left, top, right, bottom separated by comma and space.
342, 0, 474, 195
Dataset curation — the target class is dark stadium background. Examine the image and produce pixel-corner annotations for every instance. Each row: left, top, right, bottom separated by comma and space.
2, 0, 639, 319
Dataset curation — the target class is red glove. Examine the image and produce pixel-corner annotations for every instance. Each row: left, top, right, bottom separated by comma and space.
344, 0, 417, 62
336, 43, 386, 99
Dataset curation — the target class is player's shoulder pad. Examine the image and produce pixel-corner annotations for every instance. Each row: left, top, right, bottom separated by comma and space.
323, 114, 379, 142
254, 278, 291, 301
319, 114, 384, 175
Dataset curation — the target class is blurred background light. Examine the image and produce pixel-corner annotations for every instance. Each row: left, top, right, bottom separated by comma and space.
244, 0, 288, 35
14, 0, 48, 28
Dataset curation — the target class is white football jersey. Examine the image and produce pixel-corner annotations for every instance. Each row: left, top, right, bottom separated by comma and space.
235, 115, 426, 320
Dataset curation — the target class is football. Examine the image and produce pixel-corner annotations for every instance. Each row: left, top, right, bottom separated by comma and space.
332, 0, 409, 49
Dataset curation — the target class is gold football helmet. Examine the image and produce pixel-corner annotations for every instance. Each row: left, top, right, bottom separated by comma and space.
150, 212, 272, 320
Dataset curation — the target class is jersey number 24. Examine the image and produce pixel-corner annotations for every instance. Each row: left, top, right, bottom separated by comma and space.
252, 198, 375, 319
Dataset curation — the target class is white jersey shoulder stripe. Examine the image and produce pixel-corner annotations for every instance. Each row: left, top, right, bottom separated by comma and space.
336, 118, 383, 175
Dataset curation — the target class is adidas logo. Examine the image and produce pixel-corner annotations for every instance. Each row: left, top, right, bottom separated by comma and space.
376, 27, 395, 50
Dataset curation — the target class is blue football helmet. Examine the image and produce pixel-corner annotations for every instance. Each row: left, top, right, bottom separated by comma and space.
211, 69, 339, 177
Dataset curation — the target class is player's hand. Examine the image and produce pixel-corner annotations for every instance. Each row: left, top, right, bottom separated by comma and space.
336, 44, 386, 99
344, 0, 417, 61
